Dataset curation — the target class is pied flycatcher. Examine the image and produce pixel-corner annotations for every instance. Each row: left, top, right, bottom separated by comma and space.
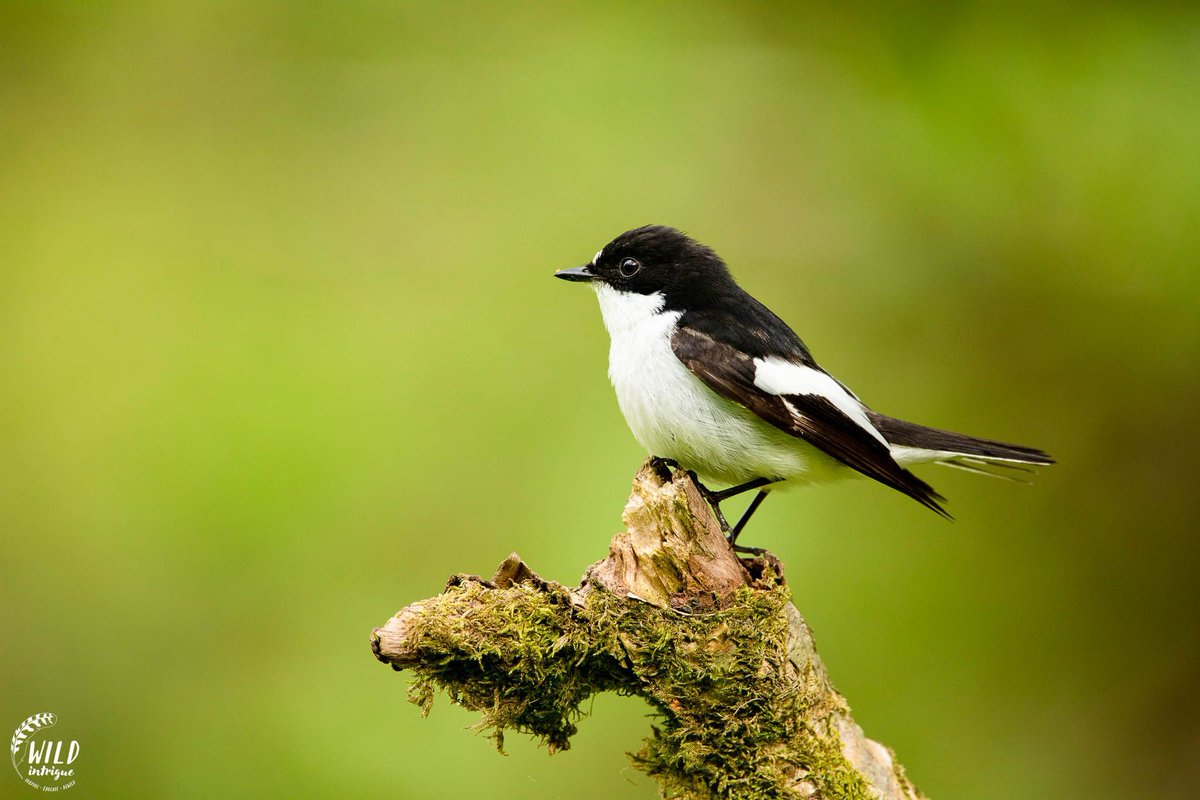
555, 225, 1052, 546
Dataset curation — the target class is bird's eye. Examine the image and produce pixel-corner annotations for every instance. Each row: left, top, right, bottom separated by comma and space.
619, 257, 641, 278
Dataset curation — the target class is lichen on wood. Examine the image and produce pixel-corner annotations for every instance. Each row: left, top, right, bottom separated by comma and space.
371, 459, 925, 799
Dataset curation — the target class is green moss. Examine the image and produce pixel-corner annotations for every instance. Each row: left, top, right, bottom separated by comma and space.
403, 574, 874, 799
403, 580, 622, 753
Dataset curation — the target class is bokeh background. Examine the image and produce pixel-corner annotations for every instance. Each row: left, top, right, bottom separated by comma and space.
3, 2, 1198, 798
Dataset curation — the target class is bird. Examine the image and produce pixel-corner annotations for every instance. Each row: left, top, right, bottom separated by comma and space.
554, 225, 1052, 549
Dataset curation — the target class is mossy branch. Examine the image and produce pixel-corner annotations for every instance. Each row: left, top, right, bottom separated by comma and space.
370, 459, 925, 799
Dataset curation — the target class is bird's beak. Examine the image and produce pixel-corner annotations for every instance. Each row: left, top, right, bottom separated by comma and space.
554, 264, 597, 282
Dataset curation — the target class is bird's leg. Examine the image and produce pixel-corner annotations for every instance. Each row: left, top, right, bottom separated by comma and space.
707, 502, 735, 535
691, 476, 778, 537
689, 476, 734, 534
729, 489, 771, 554
708, 477, 775, 503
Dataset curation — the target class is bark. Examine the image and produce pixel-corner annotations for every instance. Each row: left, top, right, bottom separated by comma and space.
371, 459, 925, 799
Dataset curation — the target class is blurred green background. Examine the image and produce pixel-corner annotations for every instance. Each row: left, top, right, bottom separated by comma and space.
3, 1, 1198, 798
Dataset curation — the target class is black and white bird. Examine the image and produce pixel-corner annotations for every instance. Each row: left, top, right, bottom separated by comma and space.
555, 225, 1052, 547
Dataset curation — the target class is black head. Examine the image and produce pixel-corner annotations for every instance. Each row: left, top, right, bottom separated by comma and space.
554, 225, 737, 309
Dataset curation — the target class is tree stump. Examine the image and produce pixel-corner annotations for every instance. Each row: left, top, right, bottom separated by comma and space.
371, 459, 925, 799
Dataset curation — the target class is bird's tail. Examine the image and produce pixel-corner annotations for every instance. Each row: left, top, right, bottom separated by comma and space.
868, 412, 1054, 483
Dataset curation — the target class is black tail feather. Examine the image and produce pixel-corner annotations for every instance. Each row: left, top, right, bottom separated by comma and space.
867, 412, 1054, 465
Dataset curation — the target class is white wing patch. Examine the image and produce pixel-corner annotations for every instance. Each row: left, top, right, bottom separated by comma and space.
752, 357, 887, 446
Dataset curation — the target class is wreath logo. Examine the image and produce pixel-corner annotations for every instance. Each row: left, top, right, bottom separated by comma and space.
10, 713, 79, 792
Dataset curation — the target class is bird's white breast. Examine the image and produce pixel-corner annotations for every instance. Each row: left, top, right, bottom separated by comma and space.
593, 284, 841, 486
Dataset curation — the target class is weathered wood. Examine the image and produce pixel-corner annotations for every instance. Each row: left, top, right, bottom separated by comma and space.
371, 459, 925, 799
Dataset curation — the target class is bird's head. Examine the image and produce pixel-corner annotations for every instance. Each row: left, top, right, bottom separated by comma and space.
555, 225, 735, 310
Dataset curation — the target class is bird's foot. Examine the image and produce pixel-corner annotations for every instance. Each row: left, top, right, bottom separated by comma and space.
647, 456, 681, 481
731, 542, 766, 556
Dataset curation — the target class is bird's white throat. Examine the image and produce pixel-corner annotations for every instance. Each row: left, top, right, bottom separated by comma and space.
593, 284, 671, 339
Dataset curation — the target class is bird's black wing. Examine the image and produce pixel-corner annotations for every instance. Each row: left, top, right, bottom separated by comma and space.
671, 324, 948, 517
